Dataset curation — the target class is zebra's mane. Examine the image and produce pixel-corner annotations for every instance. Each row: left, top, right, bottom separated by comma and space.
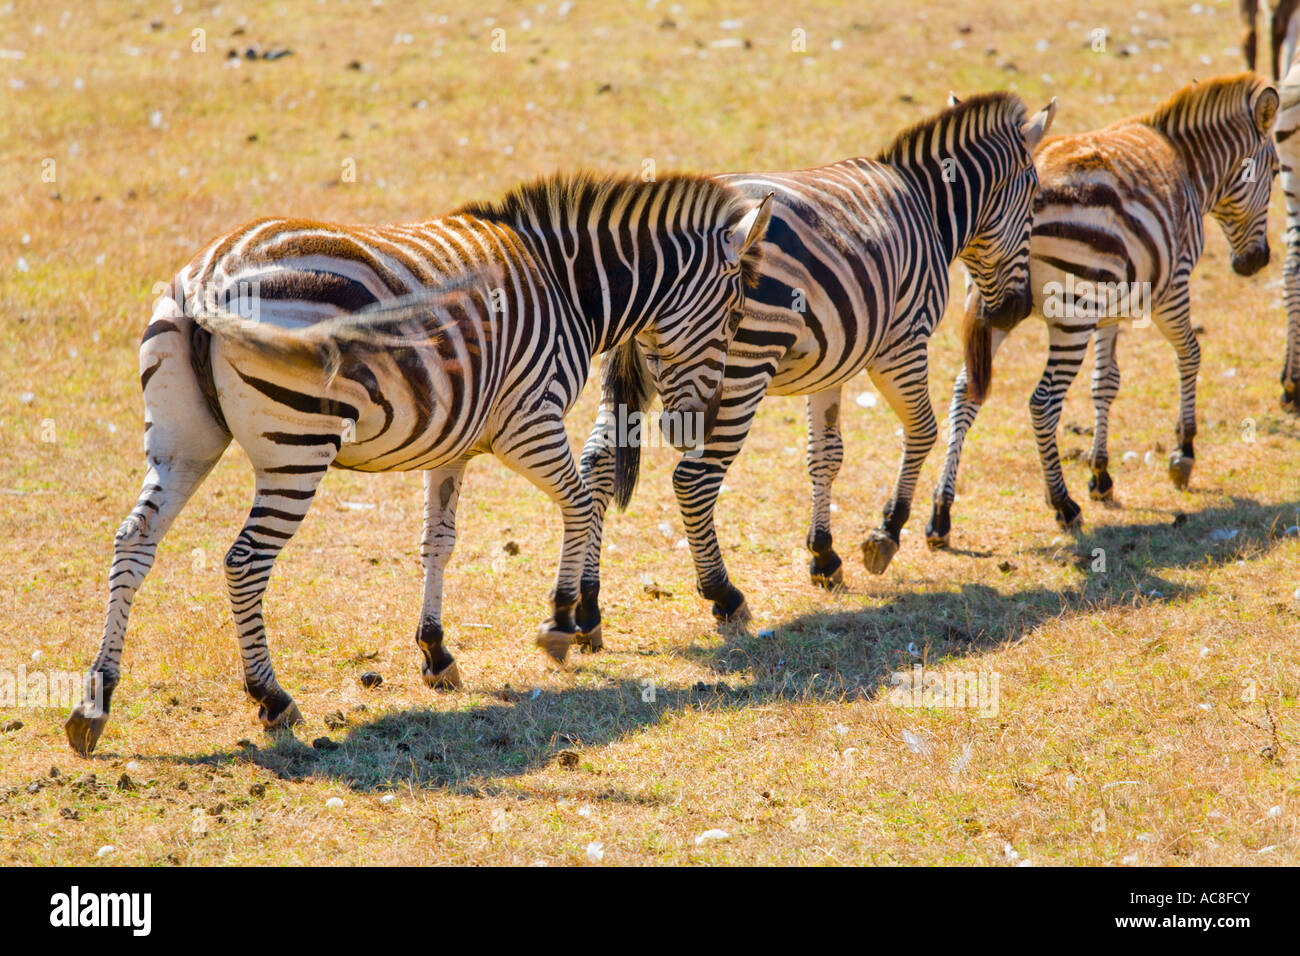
456, 171, 764, 287
877, 92, 1030, 166
1145, 73, 1267, 137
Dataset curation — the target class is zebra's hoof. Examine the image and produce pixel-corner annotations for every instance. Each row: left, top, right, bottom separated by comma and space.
535, 629, 575, 664
1053, 498, 1083, 530
809, 553, 843, 590
926, 505, 952, 550
260, 699, 302, 731
575, 622, 603, 653
422, 659, 462, 690
64, 705, 109, 758
1168, 453, 1194, 490
860, 530, 899, 574
1088, 470, 1114, 502
1282, 385, 1300, 415
925, 532, 950, 550
713, 598, 751, 626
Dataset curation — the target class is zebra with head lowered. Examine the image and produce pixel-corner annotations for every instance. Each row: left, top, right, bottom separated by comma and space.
65, 172, 771, 756
569, 93, 1054, 632
927, 74, 1279, 546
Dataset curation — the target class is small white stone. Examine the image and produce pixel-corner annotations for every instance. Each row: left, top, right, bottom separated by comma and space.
694, 828, 730, 845
855, 391, 878, 408
380, 794, 396, 804
96, 845, 115, 858
586, 841, 605, 862
325, 796, 344, 808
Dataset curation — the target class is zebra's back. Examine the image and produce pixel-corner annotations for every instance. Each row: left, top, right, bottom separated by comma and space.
1030, 125, 1196, 311
721, 161, 940, 396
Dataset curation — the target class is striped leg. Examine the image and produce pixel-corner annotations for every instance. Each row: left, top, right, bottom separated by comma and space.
673, 377, 771, 623
1241, 0, 1260, 71
417, 465, 466, 689
1087, 324, 1122, 501
67, 311, 230, 757
496, 414, 593, 664
1148, 285, 1199, 488
926, 329, 1009, 549
805, 387, 845, 588
1029, 322, 1091, 528
574, 413, 617, 651
861, 342, 938, 573
226, 469, 332, 728
1282, 213, 1300, 412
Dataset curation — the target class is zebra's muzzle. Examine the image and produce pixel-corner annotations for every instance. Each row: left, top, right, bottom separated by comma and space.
1232, 245, 1269, 276
660, 380, 723, 453
980, 283, 1033, 331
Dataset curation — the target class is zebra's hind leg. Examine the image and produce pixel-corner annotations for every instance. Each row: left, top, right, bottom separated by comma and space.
496, 415, 592, 665
66, 457, 224, 756
861, 345, 938, 573
225, 469, 333, 730
804, 387, 845, 589
1150, 287, 1198, 490
573, 405, 621, 652
67, 303, 230, 756
927, 329, 1008, 549
1282, 205, 1300, 412
1087, 324, 1121, 502
1030, 323, 1089, 529
416, 465, 465, 689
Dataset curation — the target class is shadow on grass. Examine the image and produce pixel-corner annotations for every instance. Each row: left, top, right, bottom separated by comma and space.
156, 496, 1297, 793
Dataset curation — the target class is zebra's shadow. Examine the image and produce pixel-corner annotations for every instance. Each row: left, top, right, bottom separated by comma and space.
159, 497, 1297, 793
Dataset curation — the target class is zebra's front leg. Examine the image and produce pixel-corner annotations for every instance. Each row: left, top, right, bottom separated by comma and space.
573, 405, 620, 652
862, 348, 938, 574
1087, 323, 1121, 502
226, 470, 330, 730
1150, 288, 1198, 489
497, 416, 593, 665
416, 465, 466, 690
804, 387, 845, 589
927, 329, 1008, 549
1030, 323, 1089, 528
1281, 202, 1300, 411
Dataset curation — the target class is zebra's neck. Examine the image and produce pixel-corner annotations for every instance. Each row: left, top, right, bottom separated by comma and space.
893, 155, 982, 265
1158, 126, 1247, 216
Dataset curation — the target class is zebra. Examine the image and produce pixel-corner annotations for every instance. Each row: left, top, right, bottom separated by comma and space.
567, 93, 1056, 631
64, 172, 772, 756
927, 74, 1279, 547
1240, 0, 1300, 80
1277, 41, 1300, 411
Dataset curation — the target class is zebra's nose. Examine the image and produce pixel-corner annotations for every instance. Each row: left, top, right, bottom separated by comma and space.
1232, 244, 1269, 276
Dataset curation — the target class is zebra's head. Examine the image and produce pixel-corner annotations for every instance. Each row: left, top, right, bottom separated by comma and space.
635, 192, 772, 450
1208, 82, 1280, 276
950, 93, 1058, 332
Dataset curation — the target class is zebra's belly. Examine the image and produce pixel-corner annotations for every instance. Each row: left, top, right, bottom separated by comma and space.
763, 307, 880, 396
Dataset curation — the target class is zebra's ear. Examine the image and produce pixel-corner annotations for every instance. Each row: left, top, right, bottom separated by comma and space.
1022, 97, 1058, 151
948, 91, 961, 107
725, 191, 774, 264
1252, 85, 1280, 134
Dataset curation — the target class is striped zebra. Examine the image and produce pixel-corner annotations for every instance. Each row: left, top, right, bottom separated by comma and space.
569, 93, 1056, 629
927, 74, 1278, 547
1277, 42, 1300, 410
1240, 0, 1300, 80
64, 172, 771, 756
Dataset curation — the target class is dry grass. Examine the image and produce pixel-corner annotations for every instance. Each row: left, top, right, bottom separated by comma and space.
1, 0, 1297, 865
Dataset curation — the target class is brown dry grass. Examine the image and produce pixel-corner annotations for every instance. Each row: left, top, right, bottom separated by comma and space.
0, 0, 1296, 865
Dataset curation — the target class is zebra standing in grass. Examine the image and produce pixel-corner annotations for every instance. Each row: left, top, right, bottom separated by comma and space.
926, 74, 1278, 547
568, 94, 1055, 631
65, 173, 771, 756
1276, 41, 1300, 410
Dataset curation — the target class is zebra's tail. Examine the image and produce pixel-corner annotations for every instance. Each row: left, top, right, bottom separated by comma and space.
602, 340, 655, 510
192, 271, 495, 385
962, 290, 994, 406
